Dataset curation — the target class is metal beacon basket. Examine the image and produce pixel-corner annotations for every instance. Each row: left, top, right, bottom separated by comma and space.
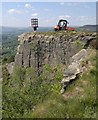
31, 18, 38, 32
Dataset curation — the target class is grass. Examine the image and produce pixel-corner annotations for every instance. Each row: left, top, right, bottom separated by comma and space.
2, 29, 97, 118
25, 65, 96, 118
23, 49, 96, 118
73, 39, 85, 49
2, 48, 96, 118
2, 63, 64, 118
3, 49, 96, 118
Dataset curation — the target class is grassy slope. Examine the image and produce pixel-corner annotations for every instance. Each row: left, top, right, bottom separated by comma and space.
24, 49, 96, 118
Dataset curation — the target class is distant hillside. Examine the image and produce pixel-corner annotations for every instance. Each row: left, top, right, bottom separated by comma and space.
77, 25, 97, 32
1, 25, 97, 34
1, 26, 53, 34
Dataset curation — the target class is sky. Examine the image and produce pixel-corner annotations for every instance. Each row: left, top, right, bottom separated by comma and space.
1, 2, 96, 27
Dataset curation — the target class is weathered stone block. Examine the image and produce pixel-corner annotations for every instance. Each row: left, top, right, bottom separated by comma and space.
15, 53, 23, 66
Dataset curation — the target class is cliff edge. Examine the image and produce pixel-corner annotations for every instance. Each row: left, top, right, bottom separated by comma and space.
14, 31, 96, 75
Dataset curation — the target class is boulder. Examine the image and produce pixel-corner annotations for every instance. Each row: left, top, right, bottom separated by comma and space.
6, 62, 14, 74
61, 49, 88, 94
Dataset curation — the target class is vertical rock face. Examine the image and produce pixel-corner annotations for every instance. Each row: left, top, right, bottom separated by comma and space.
14, 32, 96, 75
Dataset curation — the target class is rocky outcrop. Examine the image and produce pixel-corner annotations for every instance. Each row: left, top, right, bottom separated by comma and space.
6, 62, 14, 74
14, 31, 96, 76
60, 48, 92, 94
0, 65, 2, 81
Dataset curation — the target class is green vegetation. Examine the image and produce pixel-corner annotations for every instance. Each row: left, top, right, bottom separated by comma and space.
26, 57, 96, 118
2, 30, 97, 118
2, 33, 19, 64
2, 49, 96, 118
2, 63, 64, 118
73, 39, 85, 49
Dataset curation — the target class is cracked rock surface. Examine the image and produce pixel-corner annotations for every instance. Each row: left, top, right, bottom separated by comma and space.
61, 49, 89, 94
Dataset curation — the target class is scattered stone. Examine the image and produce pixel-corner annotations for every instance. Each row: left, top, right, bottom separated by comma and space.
6, 62, 14, 74
92, 33, 96, 37
61, 49, 89, 94
74, 35, 79, 39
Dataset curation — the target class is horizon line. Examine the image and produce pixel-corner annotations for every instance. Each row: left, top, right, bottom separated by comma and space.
1, 24, 97, 28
